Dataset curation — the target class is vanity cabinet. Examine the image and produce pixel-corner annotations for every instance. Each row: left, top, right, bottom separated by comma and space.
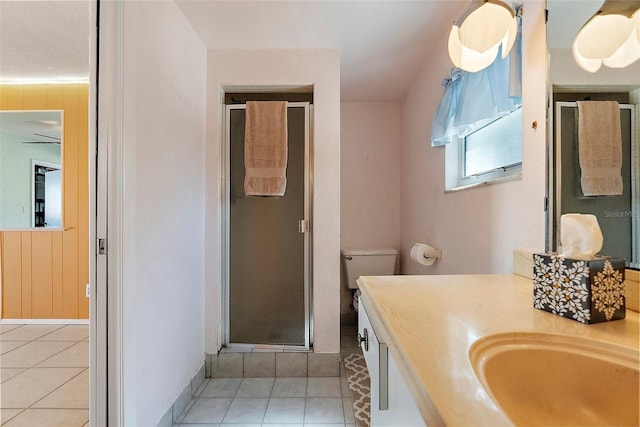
358, 299, 425, 426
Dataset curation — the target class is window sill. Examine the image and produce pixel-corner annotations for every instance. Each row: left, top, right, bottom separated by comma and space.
445, 171, 522, 193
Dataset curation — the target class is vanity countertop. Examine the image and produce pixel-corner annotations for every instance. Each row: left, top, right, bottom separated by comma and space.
357, 274, 640, 427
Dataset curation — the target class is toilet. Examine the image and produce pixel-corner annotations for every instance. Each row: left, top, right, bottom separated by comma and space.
341, 248, 398, 311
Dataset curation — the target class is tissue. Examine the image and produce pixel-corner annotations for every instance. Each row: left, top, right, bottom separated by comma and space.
559, 214, 603, 260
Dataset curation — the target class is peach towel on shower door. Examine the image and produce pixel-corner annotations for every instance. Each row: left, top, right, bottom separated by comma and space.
577, 100, 623, 196
244, 101, 288, 197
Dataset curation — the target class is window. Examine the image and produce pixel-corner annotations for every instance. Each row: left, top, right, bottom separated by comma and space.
445, 107, 522, 191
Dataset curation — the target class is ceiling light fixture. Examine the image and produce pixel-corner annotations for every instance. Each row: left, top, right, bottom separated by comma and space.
448, 0, 518, 73
573, 0, 640, 73
0, 76, 90, 85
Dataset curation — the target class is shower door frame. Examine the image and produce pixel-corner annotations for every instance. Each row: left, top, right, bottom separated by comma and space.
221, 101, 313, 351
552, 101, 637, 268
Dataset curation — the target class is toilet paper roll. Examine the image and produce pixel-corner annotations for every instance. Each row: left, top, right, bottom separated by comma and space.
410, 243, 441, 266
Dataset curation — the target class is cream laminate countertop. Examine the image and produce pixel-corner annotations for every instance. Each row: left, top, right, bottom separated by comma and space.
357, 274, 640, 427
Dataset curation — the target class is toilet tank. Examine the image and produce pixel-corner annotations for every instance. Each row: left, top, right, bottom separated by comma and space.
342, 248, 398, 289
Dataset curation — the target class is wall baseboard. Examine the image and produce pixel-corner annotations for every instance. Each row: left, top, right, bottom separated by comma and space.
0, 319, 89, 325
206, 350, 340, 378
156, 362, 206, 427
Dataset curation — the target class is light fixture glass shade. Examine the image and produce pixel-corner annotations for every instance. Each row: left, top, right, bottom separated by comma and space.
573, 1, 640, 72
448, 0, 518, 73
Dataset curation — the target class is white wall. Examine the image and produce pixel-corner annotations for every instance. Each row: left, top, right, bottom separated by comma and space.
205, 49, 341, 353
551, 48, 640, 87
121, 2, 206, 425
340, 102, 401, 317
0, 130, 60, 228
399, 0, 548, 275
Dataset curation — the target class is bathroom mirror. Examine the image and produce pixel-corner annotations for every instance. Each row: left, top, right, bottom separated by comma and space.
0, 110, 63, 229
546, 0, 640, 269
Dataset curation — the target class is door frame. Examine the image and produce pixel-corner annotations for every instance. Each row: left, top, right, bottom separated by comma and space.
31, 160, 61, 228
93, 0, 123, 424
221, 101, 313, 351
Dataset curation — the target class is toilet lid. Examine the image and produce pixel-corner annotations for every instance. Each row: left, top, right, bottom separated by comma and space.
341, 248, 398, 256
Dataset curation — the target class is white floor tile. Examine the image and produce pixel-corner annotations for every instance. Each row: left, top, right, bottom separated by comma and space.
0, 341, 28, 355
236, 378, 274, 397
304, 397, 345, 424
182, 398, 232, 424
342, 398, 355, 423
1, 341, 75, 368
200, 378, 242, 397
36, 342, 89, 368
1, 368, 26, 384
263, 397, 305, 424
33, 369, 89, 409
222, 397, 269, 423
0, 409, 23, 425
174, 396, 197, 424
194, 378, 210, 397
0, 325, 64, 342
36, 325, 89, 342
216, 425, 261, 427
0, 323, 88, 425
2, 408, 87, 426
1, 367, 83, 409
272, 377, 308, 397
0, 325, 23, 335
307, 377, 342, 397
340, 377, 350, 397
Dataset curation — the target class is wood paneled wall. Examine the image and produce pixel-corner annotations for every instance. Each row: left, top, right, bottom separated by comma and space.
0, 84, 89, 319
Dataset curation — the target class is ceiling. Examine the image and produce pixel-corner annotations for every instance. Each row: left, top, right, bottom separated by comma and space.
0, 1, 91, 84
0, 0, 464, 102
547, 0, 603, 49
0, 110, 62, 142
174, 1, 463, 101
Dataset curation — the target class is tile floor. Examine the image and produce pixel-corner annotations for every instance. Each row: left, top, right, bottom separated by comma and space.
173, 323, 363, 427
174, 376, 356, 426
0, 323, 89, 427
0, 322, 363, 427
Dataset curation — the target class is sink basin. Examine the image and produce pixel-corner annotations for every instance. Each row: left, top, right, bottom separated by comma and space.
469, 332, 639, 426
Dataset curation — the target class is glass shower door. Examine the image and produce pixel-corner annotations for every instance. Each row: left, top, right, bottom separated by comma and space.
226, 103, 310, 348
555, 102, 635, 266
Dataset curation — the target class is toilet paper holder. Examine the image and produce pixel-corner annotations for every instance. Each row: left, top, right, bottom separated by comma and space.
410, 243, 441, 266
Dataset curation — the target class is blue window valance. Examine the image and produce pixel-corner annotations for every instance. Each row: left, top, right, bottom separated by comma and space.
431, 9, 522, 147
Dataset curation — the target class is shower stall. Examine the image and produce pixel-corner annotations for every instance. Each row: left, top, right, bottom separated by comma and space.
222, 101, 312, 350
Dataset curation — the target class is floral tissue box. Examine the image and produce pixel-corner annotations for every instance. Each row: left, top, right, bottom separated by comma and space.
533, 253, 626, 324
